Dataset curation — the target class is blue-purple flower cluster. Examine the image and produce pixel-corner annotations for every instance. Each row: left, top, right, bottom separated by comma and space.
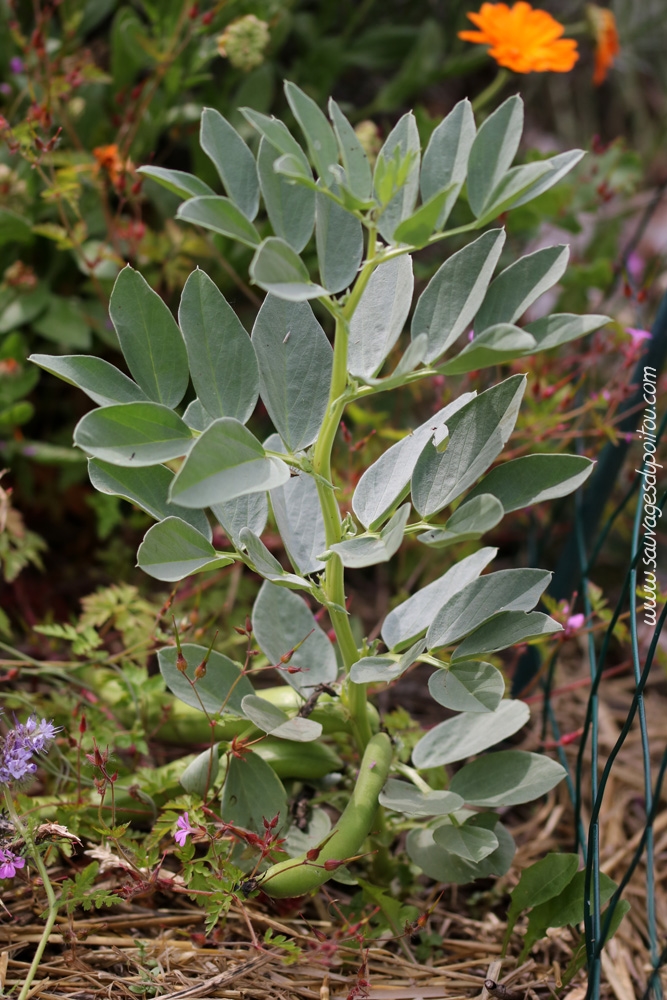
0, 716, 59, 785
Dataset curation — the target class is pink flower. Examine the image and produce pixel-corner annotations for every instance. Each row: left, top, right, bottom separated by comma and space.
174, 812, 198, 846
0, 849, 25, 879
626, 328, 651, 346
564, 613, 585, 637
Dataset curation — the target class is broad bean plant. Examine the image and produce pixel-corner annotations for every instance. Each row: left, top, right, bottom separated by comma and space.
32, 85, 607, 897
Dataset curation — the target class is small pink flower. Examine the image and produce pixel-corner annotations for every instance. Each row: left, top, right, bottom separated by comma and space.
626, 328, 651, 346
0, 849, 25, 879
174, 812, 198, 846
467, 329, 475, 342
564, 613, 585, 637
626, 252, 644, 280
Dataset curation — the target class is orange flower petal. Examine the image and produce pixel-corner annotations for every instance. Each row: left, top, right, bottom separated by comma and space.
589, 5, 620, 85
458, 1, 579, 74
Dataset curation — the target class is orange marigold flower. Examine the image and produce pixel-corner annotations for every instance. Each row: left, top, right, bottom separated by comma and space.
588, 5, 620, 85
459, 2, 579, 74
92, 144, 124, 185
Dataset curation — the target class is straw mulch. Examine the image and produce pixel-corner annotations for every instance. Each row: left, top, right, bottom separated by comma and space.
1, 642, 665, 1000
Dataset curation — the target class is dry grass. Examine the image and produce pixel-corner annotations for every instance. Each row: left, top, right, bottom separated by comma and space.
1, 649, 665, 1000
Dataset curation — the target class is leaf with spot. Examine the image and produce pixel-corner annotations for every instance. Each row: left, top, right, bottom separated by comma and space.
251, 295, 332, 451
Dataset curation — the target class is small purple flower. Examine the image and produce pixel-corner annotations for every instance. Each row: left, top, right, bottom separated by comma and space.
0, 714, 60, 786
174, 812, 198, 846
627, 328, 651, 347
9, 57, 24, 75
0, 848, 25, 879
0, 83, 11, 96
23, 717, 58, 752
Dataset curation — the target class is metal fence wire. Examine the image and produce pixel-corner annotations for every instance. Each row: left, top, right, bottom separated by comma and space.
538, 293, 667, 999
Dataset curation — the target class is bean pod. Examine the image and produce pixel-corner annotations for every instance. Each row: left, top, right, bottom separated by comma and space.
259, 731, 393, 898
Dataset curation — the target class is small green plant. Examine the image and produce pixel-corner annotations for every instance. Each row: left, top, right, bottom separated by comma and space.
502, 853, 629, 981
33, 84, 609, 899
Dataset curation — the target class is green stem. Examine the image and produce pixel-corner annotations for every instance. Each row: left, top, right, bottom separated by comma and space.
311, 233, 381, 754
471, 67, 512, 115
4, 790, 59, 1000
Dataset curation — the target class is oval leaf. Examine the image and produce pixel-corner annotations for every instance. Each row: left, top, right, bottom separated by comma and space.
328, 99, 372, 200
348, 256, 414, 379
475, 246, 570, 334
270, 472, 327, 575
285, 81, 339, 183
412, 373, 526, 517
222, 750, 287, 834
411, 229, 506, 364
137, 517, 231, 581
257, 137, 315, 252
30, 354, 148, 407
170, 418, 290, 508
88, 459, 211, 537
467, 95, 523, 217
426, 568, 551, 649
211, 492, 268, 549
379, 778, 463, 817
251, 580, 338, 695
158, 642, 254, 716
433, 823, 499, 862
420, 98, 475, 224
250, 237, 325, 301
179, 269, 259, 424
316, 187, 364, 293
74, 402, 193, 466
330, 504, 410, 568
452, 611, 563, 660
428, 661, 505, 713
252, 295, 333, 451
109, 266, 189, 407
241, 695, 322, 742
417, 494, 504, 549
177, 196, 261, 247
200, 107, 259, 220
381, 546, 497, 650
450, 750, 567, 807
375, 112, 421, 242
440, 324, 536, 376
465, 454, 594, 513
352, 398, 472, 530
412, 699, 530, 769
407, 820, 515, 885
137, 165, 215, 201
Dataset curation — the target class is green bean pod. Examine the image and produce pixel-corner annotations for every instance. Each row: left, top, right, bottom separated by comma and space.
259, 732, 393, 898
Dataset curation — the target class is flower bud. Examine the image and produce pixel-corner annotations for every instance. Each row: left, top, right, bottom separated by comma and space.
216, 15, 270, 72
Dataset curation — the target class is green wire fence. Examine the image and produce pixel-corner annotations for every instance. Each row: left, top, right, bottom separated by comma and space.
538, 293, 667, 999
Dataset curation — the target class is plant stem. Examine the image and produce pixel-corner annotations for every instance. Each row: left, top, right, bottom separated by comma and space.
4, 790, 59, 1000
471, 67, 512, 114
312, 233, 381, 753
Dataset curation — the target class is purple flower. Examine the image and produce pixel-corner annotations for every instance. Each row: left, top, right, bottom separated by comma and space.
0, 848, 25, 879
174, 812, 198, 846
627, 328, 651, 346
9, 57, 24, 75
0, 83, 11, 96
0, 714, 60, 786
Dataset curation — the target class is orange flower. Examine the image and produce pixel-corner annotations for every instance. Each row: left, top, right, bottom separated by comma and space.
459, 2, 579, 74
589, 5, 619, 85
92, 144, 124, 186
